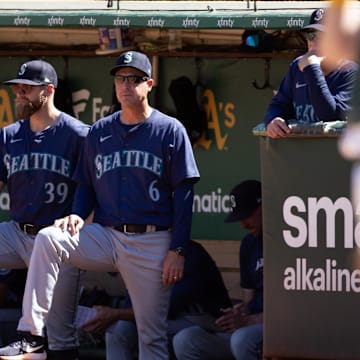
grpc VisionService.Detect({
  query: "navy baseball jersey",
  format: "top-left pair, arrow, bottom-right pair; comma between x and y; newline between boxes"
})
73,109 -> 200,226
263,58 -> 358,125
240,233 -> 263,314
0,113 -> 89,225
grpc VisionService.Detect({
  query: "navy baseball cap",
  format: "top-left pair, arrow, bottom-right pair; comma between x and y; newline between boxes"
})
3,60 -> 58,88
302,8 -> 326,32
225,180 -> 262,223
110,51 -> 152,77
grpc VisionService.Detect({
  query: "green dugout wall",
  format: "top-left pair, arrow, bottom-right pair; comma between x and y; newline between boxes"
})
259,135 -> 360,359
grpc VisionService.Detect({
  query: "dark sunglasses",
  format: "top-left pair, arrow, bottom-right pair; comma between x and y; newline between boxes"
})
304,32 -> 319,41
114,75 -> 149,85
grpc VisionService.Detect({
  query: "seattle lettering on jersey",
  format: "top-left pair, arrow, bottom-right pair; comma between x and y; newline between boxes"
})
4,153 -> 71,178
95,150 -> 163,179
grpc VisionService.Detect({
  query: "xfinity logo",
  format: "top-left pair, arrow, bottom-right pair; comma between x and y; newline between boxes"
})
113,17 -> 130,27
79,16 -> 96,26
182,17 -> 200,29
48,16 -> 65,27
287,18 -> 305,28
13,16 -> 31,26
147,17 -> 165,28
252,18 -> 269,28
283,196 -> 359,249
217,18 -> 235,28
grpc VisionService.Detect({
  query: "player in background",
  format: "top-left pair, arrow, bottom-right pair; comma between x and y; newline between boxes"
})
264,8 -> 358,138
173,180 -> 263,360
1,51 -> 200,360
0,60 -> 89,360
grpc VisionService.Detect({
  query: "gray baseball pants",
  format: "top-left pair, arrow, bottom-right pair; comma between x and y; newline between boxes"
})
19,223 -> 172,360
0,220 -> 81,351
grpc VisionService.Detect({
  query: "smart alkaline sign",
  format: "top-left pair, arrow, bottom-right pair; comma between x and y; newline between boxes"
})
260,137 -> 360,359
282,195 -> 360,293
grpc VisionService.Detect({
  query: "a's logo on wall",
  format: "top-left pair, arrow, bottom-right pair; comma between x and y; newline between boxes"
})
196,88 -> 235,151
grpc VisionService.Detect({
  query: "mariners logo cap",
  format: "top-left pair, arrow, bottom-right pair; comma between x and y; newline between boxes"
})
3,60 -> 58,88
302,8 -> 326,32
225,180 -> 262,223
110,51 -> 152,77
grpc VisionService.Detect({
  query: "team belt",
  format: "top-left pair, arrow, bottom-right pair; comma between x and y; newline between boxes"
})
19,223 -> 48,236
113,224 -> 168,235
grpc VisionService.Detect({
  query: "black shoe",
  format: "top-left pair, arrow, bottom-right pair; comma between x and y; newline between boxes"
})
0,332 -> 46,359
46,348 -> 79,360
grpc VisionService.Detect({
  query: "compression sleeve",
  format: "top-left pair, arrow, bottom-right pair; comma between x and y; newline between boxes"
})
72,184 -> 96,220
170,179 -> 194,251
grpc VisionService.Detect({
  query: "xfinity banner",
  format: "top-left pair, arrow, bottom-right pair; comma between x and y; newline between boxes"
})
260,137 -> 360,359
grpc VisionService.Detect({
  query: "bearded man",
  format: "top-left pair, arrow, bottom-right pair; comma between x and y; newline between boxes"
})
0,60 -> 89,360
